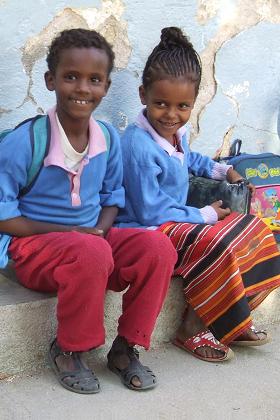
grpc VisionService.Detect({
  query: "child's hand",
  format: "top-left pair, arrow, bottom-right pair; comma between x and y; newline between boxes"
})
73,226 -> 104,237
226,168 -> 244,184
226,167 -> 256,196
210,200 -> 231,220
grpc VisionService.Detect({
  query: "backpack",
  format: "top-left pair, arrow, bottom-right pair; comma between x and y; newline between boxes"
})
220,139 -> 280,242
0,114 -> 111,196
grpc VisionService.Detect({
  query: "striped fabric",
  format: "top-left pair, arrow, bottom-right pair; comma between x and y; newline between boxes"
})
158,212 -> 280,344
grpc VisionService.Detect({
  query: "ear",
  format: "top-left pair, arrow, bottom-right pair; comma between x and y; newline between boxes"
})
139,85 -> 147,105
44,71 -> 55,91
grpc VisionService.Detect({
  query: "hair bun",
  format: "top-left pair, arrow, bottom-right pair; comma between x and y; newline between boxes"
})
160,27 -> 192,49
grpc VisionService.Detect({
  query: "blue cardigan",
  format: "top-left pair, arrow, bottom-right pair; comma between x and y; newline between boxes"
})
116,123 -> 215,228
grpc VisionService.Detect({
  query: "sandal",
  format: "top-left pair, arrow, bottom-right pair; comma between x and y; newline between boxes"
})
48,339 -> 100,394
232,326 -> 271,347
107,346 -> 157,391
173,330 -> 234,362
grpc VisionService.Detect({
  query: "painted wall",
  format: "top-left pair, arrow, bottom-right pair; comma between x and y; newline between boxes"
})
1,0 -> 280,157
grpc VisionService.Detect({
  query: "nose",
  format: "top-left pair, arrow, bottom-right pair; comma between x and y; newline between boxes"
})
166,107 -> 177,120
76,79 -> 91,94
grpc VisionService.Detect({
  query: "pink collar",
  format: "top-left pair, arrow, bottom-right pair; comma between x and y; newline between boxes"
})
44,107 -> 107,172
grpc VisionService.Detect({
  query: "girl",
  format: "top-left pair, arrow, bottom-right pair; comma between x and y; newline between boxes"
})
117,27 -> 280,362
0,29 -> 177,392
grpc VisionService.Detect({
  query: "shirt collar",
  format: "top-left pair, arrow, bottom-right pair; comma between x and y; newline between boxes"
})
135,109 -> 186,163
44,106 -> 107,170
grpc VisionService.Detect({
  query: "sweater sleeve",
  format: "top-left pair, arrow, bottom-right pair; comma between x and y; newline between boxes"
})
187,149 -> 215,177
0,123 -> 32,221
99,123 -> 125,208
187,148 -> 232,181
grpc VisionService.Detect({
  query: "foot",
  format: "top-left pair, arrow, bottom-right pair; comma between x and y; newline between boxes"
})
232,326 -> 270,346
48,339 -> 100,394
107,336 -> 157,390
174,330 -> 233,362
176,305 -> 228,360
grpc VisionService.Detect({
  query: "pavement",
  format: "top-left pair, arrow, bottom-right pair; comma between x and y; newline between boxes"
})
1,324 -> 280,420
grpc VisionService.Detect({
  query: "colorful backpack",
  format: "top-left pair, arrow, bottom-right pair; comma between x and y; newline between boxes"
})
223,140 -> 280,242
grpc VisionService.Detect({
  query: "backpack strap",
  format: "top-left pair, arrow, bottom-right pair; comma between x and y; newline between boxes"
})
0,129 -> 14,142
228,138 -> 242,158
215,138 -> 242,163
0,117 -> 37,143
97,120 -> 111,159
20,115 -> 50,196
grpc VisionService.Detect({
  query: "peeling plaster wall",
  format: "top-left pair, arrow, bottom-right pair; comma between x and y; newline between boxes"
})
1,0 -> 280,156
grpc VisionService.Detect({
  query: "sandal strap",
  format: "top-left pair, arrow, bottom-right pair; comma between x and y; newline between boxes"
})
184,330 -> 228,353
107,345 -> 157,389
50,340 -> 90,371
251,326 -> 267,334
49,339 -> 100,392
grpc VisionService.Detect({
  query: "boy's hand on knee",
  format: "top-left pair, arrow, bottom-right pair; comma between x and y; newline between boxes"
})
211,200 -> 231,220
73,226 -> 104,237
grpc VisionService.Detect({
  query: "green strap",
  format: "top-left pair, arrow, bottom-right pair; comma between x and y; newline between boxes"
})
25,117 -> 110,193
97,120 -> 111,159
0,129 -> 13,141
26,116 -> 49,188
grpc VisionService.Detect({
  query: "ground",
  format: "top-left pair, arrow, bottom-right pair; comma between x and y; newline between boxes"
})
1,324 -> 280,420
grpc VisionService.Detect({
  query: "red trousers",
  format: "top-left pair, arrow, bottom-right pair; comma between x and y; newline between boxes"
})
9,228 -> 177,351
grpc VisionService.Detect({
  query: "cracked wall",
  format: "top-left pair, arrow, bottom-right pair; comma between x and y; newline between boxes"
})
1,0 -> 280,155
0,0 -> 131,130
192,0 -> 280,155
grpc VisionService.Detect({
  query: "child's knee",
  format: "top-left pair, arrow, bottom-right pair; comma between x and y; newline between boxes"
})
137,230 -> 177,265
65,231 -> 114,269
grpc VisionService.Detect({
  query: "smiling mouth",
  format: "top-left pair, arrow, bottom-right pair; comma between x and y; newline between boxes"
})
71,99 -> 91,105
159,121 -> 179,128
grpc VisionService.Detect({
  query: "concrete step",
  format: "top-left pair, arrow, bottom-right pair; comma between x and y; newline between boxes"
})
1,247 -> 280,377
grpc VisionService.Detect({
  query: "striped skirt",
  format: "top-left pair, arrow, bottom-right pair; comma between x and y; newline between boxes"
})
158,212 -> 280,344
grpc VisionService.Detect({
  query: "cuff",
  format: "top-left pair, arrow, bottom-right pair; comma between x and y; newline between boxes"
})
211,163 -> 233,180
100,188 -> 125,208
0,200 -> 21,220
199,205 -> 218,224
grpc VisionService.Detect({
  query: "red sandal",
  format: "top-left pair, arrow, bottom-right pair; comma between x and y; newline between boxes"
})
173,330 -> 234,362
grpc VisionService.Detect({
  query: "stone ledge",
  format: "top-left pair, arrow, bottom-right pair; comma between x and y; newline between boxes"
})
1,257 -> 280,375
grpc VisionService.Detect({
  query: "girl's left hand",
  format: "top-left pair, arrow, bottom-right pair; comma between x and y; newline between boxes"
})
226,168 -> 256,196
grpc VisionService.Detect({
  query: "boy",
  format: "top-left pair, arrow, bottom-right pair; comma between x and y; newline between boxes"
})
0,29 -> 177,393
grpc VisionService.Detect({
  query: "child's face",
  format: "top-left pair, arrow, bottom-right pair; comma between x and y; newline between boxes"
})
139,77 -> 196,142
45,47 -> 111,125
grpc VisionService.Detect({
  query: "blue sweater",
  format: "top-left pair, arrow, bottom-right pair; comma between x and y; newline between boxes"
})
0,117 -> 124,267
116,124 -> 215,228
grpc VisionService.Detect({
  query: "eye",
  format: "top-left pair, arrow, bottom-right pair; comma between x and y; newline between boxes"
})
91,76 -> 101,83
155,102 -> 166,108
65,74 -> 77,81
179,103 -> 191,109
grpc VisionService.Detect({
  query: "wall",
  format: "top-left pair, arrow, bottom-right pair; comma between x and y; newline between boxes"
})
1,0 -> 280,156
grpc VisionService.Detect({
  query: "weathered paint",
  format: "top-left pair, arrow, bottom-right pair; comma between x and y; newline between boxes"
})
1,0 -> 280,155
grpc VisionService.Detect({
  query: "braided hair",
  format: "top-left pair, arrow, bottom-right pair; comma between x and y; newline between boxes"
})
142,27 -> 201,95
46,28 -> 115,76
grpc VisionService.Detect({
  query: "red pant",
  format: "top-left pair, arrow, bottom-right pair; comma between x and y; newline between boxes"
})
9,228 -> 177,351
